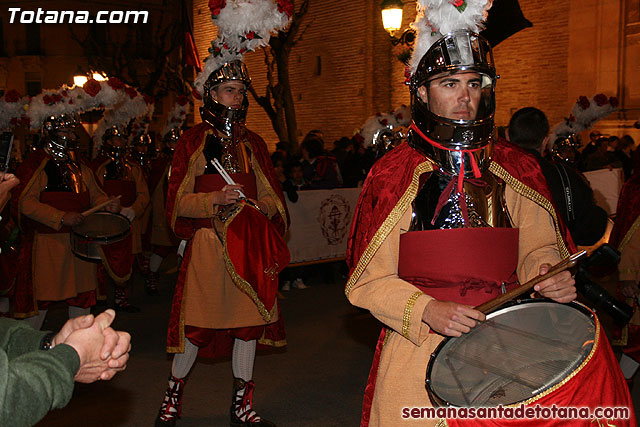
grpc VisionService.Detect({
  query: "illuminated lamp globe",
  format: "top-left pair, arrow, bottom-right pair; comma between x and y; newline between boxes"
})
381,0 -> 404,36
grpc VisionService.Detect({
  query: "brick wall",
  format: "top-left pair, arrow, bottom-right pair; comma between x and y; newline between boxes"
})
193,0 -> 626,151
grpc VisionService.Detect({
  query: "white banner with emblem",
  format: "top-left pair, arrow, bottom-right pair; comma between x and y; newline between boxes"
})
285,188 -> 362,264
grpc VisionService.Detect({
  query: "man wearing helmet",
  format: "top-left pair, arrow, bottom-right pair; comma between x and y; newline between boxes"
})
143,128 -> 181,296
12,114 -> 121,329
90,126 -> 150,312
156,60 -> 288,427
345,30 -> 632,426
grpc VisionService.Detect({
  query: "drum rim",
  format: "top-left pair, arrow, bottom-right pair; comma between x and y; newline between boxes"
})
425,298 -> 596,408
70,211 -> 131,242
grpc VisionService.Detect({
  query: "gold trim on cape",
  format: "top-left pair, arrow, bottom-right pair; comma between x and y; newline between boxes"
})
221,203 -> 278,323
618,215 -> 640,253
488,162 -> 571,259
97,246 -> 132,283
345,160 -> 435,297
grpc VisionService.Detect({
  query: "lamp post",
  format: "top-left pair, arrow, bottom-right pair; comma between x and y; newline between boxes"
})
380,0 -> 415,48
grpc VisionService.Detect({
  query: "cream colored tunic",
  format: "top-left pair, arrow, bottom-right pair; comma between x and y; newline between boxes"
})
347,186 -> 562,427
20,164 -> 109,302
177,150 -> 279,329
94,162 -> 150,254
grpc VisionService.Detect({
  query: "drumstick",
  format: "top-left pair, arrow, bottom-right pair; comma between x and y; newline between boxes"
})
81,195 -> 121,217
211,158 -> 247,199
475,250 -> 587,314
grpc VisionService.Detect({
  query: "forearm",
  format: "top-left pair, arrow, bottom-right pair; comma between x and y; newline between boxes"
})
347,209 -> 433,345
0,345 -> 79,426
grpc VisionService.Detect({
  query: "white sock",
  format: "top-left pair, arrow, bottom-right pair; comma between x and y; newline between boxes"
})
171,338 -> 199,378
149,254 -> 163,273
24,310 -> 47,330
620,353 -> 640,379
68,306 -> 90,319
232,339 -> 256,382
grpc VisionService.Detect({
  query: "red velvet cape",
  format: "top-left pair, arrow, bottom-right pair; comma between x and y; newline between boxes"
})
164,122 -> 289,355
345,139 -> 579,427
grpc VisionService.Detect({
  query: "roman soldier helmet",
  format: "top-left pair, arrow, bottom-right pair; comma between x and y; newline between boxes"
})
129,133 -> 153,166
409,30 -> 497,178
200,60 -> 252,137
162,127 -> 181,155
100,125 -> 128,161
42,113 -> 80,162
551,133 -> 581,164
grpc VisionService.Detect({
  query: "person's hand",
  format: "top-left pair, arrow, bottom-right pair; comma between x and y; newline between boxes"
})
120,206 -> 135,221
0,173 -> 19,212
621,280 -> 640,299
213,184 -> 243,206
534,263 -> 577,303
62,309 -> 130,383
105,197 -> 121,213
422,300 -> 485,337
98,329 -> 131,380
52,313 -> 96,347
62,212 -> 84,227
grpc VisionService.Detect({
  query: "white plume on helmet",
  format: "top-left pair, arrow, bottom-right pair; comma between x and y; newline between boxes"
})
193,0 -> 293,96
409,0 -> 493,73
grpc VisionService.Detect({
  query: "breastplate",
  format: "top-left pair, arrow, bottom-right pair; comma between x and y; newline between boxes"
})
104,159 -> 135,181
409,170 -> 511,230
43,159 -> 87,193
202,132 -> 250,175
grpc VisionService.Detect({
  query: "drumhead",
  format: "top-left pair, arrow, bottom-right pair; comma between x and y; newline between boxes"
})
71,212 -> 131,242
426,300 -> 595,407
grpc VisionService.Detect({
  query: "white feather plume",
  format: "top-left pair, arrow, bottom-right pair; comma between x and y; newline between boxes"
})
194,0 -> 293,95
161,99 -> 191,138
409,0 -> 493,73
549,94 -> 618,147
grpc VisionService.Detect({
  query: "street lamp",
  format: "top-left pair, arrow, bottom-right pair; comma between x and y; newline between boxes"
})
381,0 -> 403,36
73,70 -> 107,87
380,0 -> 415,48
73,74 -> 88,87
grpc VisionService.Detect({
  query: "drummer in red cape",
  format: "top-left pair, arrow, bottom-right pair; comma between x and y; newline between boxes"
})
12,114 -> 120,329
90,126 -> 150,312
344,27 -> 635,427
155,59 -> 289,427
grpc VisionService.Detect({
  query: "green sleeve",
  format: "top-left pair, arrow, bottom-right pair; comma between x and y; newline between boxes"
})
0,318 -> 80,427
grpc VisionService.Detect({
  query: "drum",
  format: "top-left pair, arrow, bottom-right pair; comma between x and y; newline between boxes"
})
70,212 -> 131,262
426,299 -> 595,407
